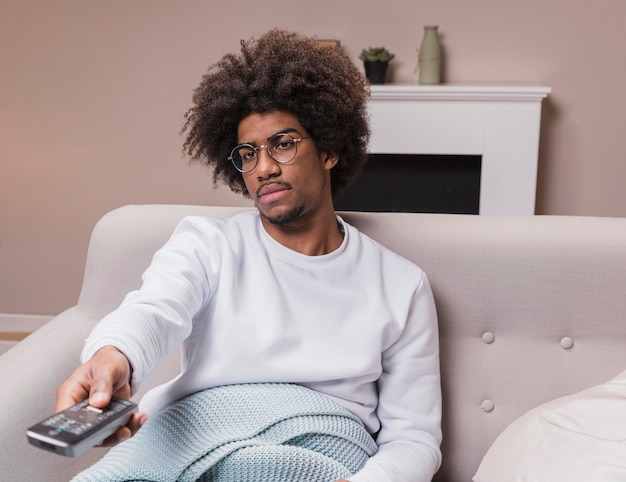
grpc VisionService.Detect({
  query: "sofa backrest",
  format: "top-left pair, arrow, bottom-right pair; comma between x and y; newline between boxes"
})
76,205 -> 626,481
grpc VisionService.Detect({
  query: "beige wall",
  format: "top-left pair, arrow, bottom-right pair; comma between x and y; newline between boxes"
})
2,0 -> 625,316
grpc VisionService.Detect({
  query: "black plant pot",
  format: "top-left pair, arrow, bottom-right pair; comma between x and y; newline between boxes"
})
363,61 -> 389,84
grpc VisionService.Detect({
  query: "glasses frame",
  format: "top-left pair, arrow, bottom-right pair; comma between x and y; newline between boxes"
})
228,132 -> 311,173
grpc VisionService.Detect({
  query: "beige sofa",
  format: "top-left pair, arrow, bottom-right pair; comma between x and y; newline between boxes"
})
1,204 -> 625,481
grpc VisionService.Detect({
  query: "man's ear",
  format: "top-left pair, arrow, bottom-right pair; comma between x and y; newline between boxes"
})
323,150 -> 339,170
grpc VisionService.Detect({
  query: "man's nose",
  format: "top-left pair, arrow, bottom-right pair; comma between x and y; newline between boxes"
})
254,148 -> 280,177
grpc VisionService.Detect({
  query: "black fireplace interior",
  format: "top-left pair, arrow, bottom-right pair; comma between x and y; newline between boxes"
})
334,154 -> 481,215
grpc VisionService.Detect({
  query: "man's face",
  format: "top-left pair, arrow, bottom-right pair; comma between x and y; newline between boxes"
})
238,110 -> 338,226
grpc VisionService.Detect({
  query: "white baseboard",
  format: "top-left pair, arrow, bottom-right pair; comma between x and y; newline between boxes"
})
0,313 -> 55,333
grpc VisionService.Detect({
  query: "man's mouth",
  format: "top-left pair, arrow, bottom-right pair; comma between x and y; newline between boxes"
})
257,182 -> 292,203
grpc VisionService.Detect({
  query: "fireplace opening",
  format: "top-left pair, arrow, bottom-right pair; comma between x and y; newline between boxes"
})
334,154 -> 481,215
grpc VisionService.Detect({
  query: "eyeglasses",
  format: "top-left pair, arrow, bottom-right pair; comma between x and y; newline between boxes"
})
229,132 -> 311,173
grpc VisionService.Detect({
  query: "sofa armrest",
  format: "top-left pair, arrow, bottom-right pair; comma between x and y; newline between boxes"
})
0,309 -> 107,480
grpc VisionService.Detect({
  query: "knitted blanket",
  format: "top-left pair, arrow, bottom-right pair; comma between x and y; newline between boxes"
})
71,383 -> 377,482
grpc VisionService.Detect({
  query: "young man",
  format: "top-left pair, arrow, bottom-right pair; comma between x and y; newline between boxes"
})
57,29 -> 442,481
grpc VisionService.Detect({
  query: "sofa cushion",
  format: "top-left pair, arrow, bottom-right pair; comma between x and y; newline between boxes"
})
473,368 -> 626,481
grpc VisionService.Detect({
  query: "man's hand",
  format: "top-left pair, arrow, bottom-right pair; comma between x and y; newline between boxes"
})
56,345 -> 147,445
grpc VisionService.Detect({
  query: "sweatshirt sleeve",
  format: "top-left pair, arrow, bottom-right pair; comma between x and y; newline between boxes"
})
81,217 -> 218,393
350,272 -> 443,482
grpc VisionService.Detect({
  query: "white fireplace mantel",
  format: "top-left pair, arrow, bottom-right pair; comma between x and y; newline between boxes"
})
367,84 -> 551,215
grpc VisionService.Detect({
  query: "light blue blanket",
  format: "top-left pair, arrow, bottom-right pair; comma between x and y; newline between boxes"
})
72,383 -> 377,482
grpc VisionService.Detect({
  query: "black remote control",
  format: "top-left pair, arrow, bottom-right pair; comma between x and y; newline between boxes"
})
26,397 -> 138,457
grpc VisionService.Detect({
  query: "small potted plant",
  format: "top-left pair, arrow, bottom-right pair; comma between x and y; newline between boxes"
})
359,47 -> 395,84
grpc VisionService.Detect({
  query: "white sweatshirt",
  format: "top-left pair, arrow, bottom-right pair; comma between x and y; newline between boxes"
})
82,210 -> 442,481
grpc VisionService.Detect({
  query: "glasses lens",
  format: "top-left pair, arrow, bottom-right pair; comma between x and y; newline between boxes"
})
231,145 -> 257,172
268,134 -> 298,163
